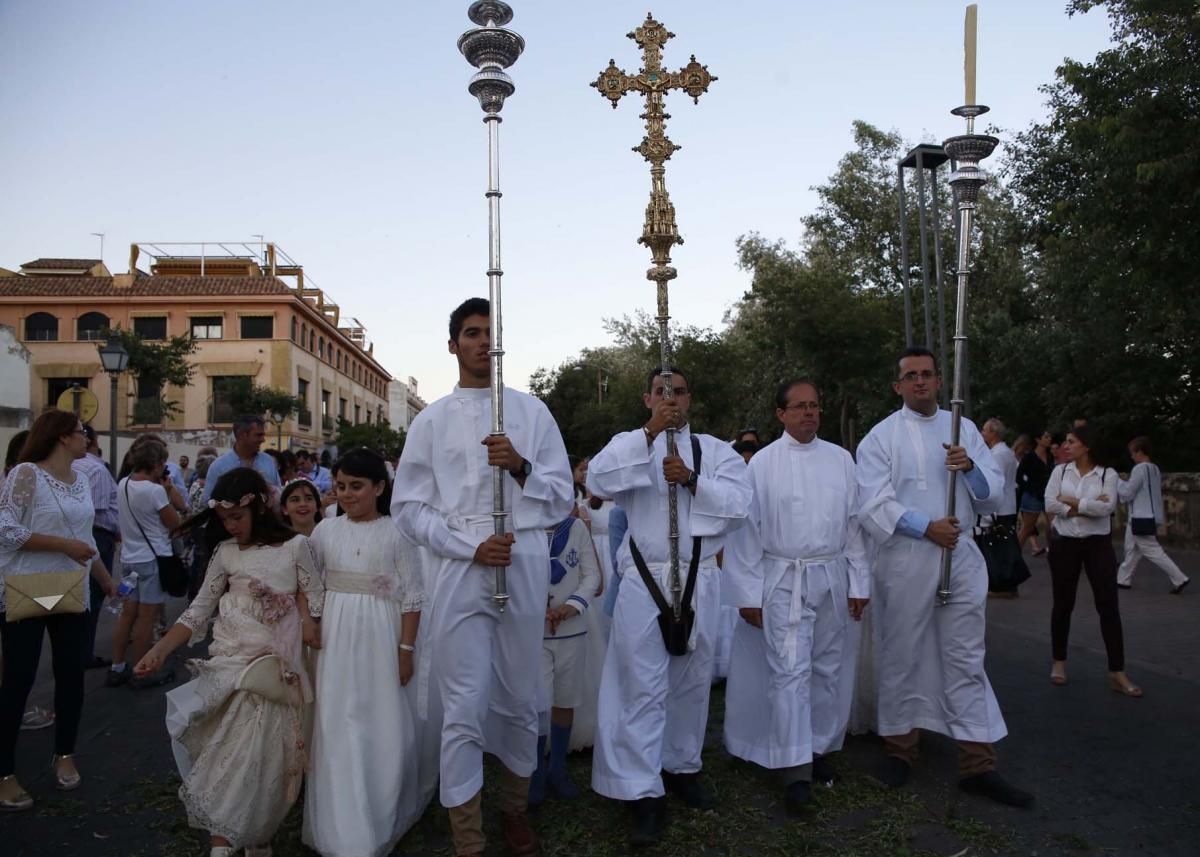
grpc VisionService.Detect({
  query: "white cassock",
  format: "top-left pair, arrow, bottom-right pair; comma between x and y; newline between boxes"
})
722,435 -> 870,770
855,406 -> 1007,744
569,500 -> 615,751
586,425 -> 751,801
391,384 -> 574,808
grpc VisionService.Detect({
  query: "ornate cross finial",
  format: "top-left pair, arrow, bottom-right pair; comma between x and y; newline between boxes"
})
591,13 -> 716,274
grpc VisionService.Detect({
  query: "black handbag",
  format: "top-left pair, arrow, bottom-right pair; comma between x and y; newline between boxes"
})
628,434 -> 703,657
975,514 -> 1030,592
1130,465 -> 1159,536
125,480 -> 189,598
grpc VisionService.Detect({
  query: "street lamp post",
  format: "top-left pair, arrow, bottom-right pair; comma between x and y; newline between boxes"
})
572,362 -> 613,404
272,410 -> 285,450
97,333 -> 129,474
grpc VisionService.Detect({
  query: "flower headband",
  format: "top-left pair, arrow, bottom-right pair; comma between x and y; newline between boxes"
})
281,477 -> 318,496
207,492 -> 267,510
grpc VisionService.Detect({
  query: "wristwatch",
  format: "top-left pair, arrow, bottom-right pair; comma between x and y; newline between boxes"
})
685,469 -> 699,490
510,458 -> 532,480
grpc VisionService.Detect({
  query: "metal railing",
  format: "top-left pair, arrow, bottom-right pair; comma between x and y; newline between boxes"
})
298,408 -> 313,428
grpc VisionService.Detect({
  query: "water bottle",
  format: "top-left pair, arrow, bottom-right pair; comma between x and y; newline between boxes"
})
106,571 -> 138,614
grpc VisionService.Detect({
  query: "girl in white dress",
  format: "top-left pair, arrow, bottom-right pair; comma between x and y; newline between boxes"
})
302,449 -> 428,857
136,468 -> 323,857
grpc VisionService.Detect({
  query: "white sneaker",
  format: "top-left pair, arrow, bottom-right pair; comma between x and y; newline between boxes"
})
20,707 -> 54,731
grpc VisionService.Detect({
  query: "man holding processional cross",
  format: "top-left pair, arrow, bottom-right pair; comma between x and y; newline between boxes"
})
584,14 -> 751,848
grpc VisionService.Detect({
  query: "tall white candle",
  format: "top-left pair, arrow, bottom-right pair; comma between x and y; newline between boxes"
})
965,4 -> 978,105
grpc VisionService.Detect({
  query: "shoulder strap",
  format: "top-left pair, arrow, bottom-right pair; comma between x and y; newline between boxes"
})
124,479 -> 164,559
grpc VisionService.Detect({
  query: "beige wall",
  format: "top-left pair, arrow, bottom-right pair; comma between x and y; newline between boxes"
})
0,294 -> 390,452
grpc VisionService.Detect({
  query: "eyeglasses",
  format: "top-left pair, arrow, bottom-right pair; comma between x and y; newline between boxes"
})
898,370 -> 938,383
781,402 -> 820,413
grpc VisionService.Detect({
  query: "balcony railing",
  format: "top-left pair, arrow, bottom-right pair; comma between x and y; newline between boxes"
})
298,408 -> 313,428
322,415 -> 334,433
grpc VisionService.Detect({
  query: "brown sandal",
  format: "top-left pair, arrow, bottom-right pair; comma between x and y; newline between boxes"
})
1109,675 -> 1143,697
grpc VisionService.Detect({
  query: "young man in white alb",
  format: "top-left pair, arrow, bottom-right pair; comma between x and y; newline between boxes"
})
586,367 -> 751,847
391,298 -> 574,857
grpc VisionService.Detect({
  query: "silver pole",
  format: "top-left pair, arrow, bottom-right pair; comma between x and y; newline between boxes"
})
898,166 -> 913,347
460,1 -> 524,613
937,106 -> 997,606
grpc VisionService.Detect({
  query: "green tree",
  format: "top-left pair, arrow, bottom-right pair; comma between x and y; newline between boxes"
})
334,419 -> 407,461
105,328 -> 198,425
1006,0 -> 1200,466
225,378 -> 304,424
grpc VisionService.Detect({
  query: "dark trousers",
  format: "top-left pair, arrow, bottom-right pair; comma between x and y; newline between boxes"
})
0,611 -> 88,775
1048,533 -> 1125,670
85,527 -> 118,661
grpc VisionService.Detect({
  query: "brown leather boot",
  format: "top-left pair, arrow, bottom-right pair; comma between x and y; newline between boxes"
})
500,766 -> 539,855
500,809 -> 540,856
447,790 -> 485,857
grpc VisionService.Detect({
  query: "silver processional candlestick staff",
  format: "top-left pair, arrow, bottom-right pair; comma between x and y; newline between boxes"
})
937,106 -> 997,607
459,1 -> 525,612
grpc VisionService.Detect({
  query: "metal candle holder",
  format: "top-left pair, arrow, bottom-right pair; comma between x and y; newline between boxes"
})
937,104 -> 998,607
459,1 -> 525,612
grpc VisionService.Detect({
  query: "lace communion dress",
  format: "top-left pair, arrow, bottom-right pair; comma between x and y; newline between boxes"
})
164,535 -> 323,849
302,515 -> 431,857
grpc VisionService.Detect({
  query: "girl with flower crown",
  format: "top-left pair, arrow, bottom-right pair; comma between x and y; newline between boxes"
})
135,467 -> 323,857
302,448 -> 430,857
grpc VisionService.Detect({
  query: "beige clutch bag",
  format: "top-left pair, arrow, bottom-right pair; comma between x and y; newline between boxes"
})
5,571 -> 87,623
235,655 -> 303,707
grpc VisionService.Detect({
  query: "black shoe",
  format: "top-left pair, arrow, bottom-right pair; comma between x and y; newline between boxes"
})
662,770 -> 715,810
959,771 -> 1034,808
878,756 -> 910,788
783,780 -> 811,815
104,669 -> 130,688
1117,583 -> 1132,590
812,755 -> 840,787
1171,578 -> 1191,595
628,797 -> 666,848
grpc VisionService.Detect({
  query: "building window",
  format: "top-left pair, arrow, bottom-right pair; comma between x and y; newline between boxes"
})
354,404 -> 361,424
133,316 -> 167,340
301,323 -> 308,349
76,311 -> 109,341
47,378 -> 90,409
25,312 -> 58,341
132,377 -> 164,424
339,397 -> 347,420
309,330 -> 315,351
291,318 -> 298,342
191,316 -> 223,339
209,376 -> 244,423
297,378 -> 311,427
240,316 -> 273,339
318,337 -> 325,360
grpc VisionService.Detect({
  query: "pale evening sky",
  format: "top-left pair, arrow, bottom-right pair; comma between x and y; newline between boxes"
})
0,1 -> 1114,399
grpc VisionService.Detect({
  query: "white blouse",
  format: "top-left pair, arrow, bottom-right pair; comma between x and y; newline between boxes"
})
0,462 -> 97,613
1045,462 -> 1119,538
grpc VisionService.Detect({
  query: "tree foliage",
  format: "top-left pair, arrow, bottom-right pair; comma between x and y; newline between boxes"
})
534,1 -> 1200,468
1006,0 -> 1200,465
225,378 -> 304,424
334,419 -> 406,461
106,328 -> 198,425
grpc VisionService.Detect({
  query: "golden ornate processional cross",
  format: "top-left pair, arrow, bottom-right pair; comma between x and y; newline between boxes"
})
591,13 -> 716,291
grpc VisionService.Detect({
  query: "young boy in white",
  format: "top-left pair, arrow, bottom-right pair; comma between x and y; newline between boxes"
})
530,514 -> 601,804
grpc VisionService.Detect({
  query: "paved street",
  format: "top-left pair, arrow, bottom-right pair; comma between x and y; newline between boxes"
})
2,540 -> 1197,856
